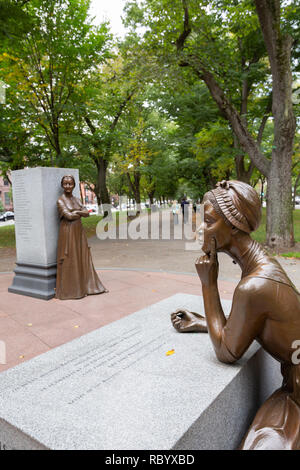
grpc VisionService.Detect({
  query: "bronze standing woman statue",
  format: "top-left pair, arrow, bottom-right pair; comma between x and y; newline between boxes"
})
171,180 -> 300,450
56,175 -> 108,300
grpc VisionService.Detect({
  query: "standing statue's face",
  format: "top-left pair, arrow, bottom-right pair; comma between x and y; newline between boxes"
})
62,177 -> 75,195
201,196 -> 233,254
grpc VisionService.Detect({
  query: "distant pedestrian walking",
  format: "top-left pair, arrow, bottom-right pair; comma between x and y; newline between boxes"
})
181,197 -> 189,224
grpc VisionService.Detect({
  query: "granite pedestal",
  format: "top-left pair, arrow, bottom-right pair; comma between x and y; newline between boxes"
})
8,168 -> 80,300
0,294 -> 282,450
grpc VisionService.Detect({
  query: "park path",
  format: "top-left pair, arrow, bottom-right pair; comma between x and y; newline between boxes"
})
89,207 -> 300,286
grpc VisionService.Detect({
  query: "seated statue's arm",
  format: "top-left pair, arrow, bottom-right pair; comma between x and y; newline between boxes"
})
196,239 -> 264,364
203,282 -> 265,363
57,199 -> 80,221
219,281 -> 266,361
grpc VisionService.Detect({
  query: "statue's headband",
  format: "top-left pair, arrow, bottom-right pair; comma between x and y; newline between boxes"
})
207,180 -> 252,233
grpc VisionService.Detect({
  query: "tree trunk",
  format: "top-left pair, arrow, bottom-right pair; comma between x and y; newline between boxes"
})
255,0 -> 296,248
127,172 -> 141,215
266,161 -> 294,248
95,193 -> 101,214
135,189 -> 141,215
234,154 -> 253,183
201,59 -> 294,247
97,156 -> 111,218
148,190 -> 155,205
234,138 -> 255,183
52,118 -> 64,166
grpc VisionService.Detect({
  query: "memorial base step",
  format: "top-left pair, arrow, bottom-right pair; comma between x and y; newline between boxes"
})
8,263 -> 57,300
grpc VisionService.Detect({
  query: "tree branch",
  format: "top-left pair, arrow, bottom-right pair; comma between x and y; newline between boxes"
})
126,171 -> 136,195
110,91 -> 135,131
192,62 -> 270,176
85,116 -> 96,134
254,0 -> 280,72
257,93 -> 272,144
176,0 -> 192,51
254,0 -> 294,102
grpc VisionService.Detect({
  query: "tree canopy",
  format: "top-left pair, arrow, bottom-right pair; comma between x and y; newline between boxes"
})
0,0 -> 299,248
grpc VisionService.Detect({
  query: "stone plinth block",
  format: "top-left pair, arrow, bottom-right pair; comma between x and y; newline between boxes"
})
0,294 -> 282,450
8,167 -> 80,300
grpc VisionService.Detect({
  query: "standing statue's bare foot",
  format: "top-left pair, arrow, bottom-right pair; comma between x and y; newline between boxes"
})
171,309 -> 208,333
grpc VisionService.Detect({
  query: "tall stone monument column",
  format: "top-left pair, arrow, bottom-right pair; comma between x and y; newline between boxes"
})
8,167 -> 80,300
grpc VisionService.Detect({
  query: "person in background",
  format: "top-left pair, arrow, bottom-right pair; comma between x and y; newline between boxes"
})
172,200 -> 180,225
181,196 -> 189,224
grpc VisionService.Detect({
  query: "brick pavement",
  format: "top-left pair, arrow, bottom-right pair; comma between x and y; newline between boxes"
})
0,269 -> 237,373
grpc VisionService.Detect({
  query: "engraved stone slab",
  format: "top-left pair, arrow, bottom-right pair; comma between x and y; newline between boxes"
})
8,167 -> 80,299
0,294 -> 281,450
11,167 -> 80,266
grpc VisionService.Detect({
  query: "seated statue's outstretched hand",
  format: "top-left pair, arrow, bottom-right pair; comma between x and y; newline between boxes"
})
171,309 -> 208,333
195,238 -> 219,286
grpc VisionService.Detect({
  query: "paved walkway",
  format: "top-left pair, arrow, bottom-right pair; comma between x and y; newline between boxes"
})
0,269 -> 236,373
1,209 -> 299,282
0,208 -> 299,373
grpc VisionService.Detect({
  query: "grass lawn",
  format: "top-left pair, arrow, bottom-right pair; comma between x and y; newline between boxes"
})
81,214 -> 104,238
0,225 -> 15,248
81,212 -> 128,237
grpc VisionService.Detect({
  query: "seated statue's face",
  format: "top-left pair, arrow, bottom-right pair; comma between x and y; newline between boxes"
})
201,196 -> 232,254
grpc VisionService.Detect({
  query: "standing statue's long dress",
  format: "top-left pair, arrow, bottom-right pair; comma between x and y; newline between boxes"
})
56,194 -> 106,300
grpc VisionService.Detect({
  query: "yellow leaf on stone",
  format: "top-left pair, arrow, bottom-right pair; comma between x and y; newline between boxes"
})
74,325 -> 79,329
19,355 -> 24,359
27,323 -> 32,327
166,349 -> 175,356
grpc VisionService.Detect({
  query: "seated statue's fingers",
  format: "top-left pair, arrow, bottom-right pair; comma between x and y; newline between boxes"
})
174,308 -> 186,314
172,309 -> 182,314
176,309 -> 191,318
173,321 -> 183,330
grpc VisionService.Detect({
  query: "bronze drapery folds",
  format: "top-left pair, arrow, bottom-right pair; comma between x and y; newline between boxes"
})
171,180 -> 300,450
56,175 -> 108,300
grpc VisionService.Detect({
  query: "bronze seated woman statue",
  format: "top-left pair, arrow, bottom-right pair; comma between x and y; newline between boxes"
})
171,180 -> 300,450
56,175 -> 108,300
